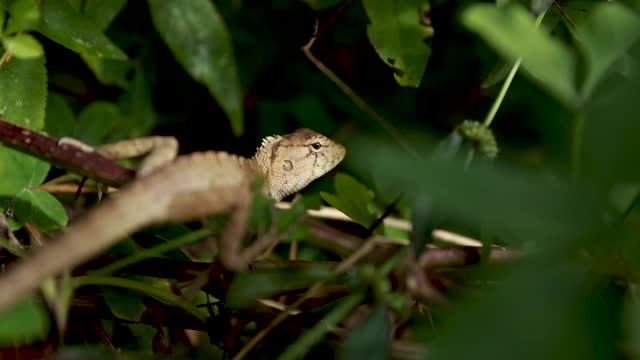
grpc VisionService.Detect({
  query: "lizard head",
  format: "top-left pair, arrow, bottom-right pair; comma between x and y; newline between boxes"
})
253,128 -> 346,201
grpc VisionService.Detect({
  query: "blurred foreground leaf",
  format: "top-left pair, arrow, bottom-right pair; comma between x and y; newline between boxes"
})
462,3 -> 578,108
427,262 -> 621,360
349,139 -> 602,248
580,45 -> 640,183
576,2 -> 640,99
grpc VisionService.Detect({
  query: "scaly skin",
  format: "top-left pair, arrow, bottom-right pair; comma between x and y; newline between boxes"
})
0,129 -> 345,311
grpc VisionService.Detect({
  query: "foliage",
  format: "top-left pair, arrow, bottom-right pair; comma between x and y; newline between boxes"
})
0,0 -> 639,359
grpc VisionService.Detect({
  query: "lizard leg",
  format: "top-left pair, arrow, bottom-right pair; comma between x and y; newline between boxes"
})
96,137 -> 179,176
218,199 -> 253,272
237,205 -> 283,264
58,136 -> 179,176
165,187 -> 256,271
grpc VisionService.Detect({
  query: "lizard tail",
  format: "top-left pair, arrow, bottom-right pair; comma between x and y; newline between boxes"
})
0,186 -> 162,311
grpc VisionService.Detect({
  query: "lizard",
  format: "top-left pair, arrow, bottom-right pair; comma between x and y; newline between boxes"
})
0,128 -> 346,311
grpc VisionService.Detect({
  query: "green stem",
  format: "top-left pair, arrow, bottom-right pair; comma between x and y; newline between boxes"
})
483,11 -> 547,128
92,228 -> 212,276
278,292 -> 366,360
483,58 -> 522,128
72,275 -> 206,322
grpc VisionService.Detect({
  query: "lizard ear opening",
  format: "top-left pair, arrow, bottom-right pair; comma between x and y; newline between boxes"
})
282,160 -> 293,171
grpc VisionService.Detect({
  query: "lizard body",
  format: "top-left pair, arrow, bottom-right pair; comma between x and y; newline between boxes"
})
0,129 -> 345,311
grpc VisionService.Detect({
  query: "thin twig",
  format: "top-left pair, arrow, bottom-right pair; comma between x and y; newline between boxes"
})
553,0 -> 577,31
38,183 -> 118,194
313,0 -> 353,40
301,21 -> 421,160
275,202 -> 483,247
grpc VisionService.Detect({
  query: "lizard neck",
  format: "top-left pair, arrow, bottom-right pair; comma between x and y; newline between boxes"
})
249,134 -> 281,200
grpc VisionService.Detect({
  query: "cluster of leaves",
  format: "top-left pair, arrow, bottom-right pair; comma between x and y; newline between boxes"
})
0,0 -> 640,358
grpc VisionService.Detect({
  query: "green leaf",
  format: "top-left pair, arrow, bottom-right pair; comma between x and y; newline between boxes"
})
13,189 -> 68,232
77,0 -> 131,88
462,3 -> 578,108
1,33 -> 43,59
147,0 -> 244,135
321,173 -> 378,228
430,130 -> 463,161
66,0 -> 82,12
75,101 -> 122,144
552,1 -> 601,34
427,263 -> 620,360
117,69 -> 156,137
0,148 -> 49,196
482,59 -> 513,88
36,0 -> 127,60
102,287 -> 146,322
580,51 -> 640,183
274,196 -> 309,241
82,0 -> 127,30
44,92 -> 75,138
0,10 -> 5,37
339,303 -> 391,360
531,0 -> 553,15
4,0 -> 39,34
624,290 -> 640,353
348,139 -> 601,248
576,2 -> 640,99
0,56 -> 46,129
226,265 -> 335,309
363,0 -> 432,87
81,54 -> 131,88
0,298 -> 49,346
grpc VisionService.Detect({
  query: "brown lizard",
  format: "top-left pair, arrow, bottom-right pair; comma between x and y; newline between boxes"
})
0,128 -> 345,311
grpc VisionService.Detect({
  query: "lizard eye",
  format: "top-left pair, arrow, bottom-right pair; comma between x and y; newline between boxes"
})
310,142 -> 322,151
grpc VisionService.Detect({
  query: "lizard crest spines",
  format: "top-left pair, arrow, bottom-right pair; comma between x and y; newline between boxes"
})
259,135 -> 282,149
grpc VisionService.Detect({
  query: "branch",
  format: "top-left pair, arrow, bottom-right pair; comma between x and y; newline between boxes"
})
0,119 -> 135,186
